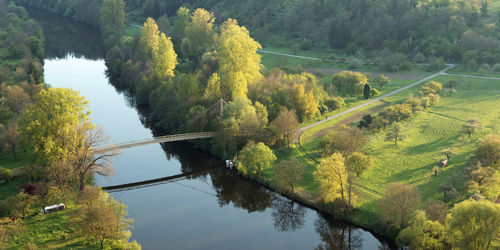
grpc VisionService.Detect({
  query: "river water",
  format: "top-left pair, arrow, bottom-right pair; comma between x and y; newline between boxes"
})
32,9 -> 391,250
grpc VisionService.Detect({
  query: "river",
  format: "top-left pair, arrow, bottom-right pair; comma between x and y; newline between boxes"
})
31,9 -> 392,250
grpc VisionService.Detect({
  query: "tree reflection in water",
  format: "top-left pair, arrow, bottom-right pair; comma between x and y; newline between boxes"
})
271,198 -> 306,232
210,170 -> 273,212
314,216 -> 363,250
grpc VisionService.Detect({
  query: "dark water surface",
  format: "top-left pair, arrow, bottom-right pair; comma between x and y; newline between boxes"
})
33,8 -> 392,249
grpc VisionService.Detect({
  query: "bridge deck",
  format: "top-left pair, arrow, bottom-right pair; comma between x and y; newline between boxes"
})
94,132 -> 216,153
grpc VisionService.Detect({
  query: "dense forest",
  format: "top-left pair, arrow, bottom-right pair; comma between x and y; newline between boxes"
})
15,0 -> 500,69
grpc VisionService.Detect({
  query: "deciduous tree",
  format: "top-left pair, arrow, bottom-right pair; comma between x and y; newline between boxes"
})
153,33 -> 178,80
448,199 -> 500,250
475,134 -> 500,169
378,183 -> 421,228
273,158 -> 303,192
271,107 -> 299,148
346,152 -> 373,177
100,0 -> 125,48
217,18 -> 262,99
18,88 -> 92,165
314,153 -> 349,208
385,123 -> 405,146
397,210 -> 447,249
462,118 -> 481,139
372,74 -> 390,89
238,142 -> 276,177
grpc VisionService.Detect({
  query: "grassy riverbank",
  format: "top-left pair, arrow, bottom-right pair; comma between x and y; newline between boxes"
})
262,73 -> 500,238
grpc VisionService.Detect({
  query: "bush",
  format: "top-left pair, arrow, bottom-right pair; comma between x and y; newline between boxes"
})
370,87 -> 379,96
325,96 -> 345,111
480,63 -> 491,73
0,167 -> 13,181
348,57 -> 362,69
492,63 -> 500,73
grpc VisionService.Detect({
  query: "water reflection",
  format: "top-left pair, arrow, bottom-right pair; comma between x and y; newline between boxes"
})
27,7 -> 104,60
36,8 -> 394,249
272,198 -> 307,232
315,217 -> 363,250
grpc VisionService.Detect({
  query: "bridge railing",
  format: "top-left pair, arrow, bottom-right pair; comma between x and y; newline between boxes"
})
94,132 -> 216,153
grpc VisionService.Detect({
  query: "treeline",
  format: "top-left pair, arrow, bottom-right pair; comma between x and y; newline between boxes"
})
13,0 -> 101,27
102,2 -> 345,156
0,0 -> 45,162
126,0 -> 500,67
15,0 -> 500,72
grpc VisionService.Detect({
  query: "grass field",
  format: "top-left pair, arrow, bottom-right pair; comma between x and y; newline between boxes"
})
269,73 -> 500,229
2,205 -> 94,249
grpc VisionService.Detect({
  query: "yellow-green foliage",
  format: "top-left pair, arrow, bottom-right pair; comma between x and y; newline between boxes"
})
398,210 -> 447,249
238,142 -> 276,177
217,18 -> 262,99
314,153 -> 348,204
448,199 -> 500,250
153,33 -> 178,79
18,88 -> 92,165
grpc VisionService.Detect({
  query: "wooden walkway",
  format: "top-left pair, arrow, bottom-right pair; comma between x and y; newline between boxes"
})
94,132 -> 216,153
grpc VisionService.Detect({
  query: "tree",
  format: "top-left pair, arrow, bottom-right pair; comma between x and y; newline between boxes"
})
397,210 -> 447,249
314,153 -> 349,208
378,183 -> 421,228
441,148 -> 456,161
475,134 -> 500,169
271,107 -> 299,148
468,161 -> 498,197
424,199 -> 448,225
203,73 -> 221,100
181,8 -> 216,62
139,17 -> 160,59
462,118 -> 481,139
445,78 -> 458,96
385,123 -> 405,146
404,96 -> 424,114
100,0 -> 125,48
291,83 -> 319,120
1,121 -> 19,160
438,181 -> 457,202
363,84 -> 370,99
320,125 -> 368,156
238,142 -> 276,177
0,83 -> 30,114
221,97 -> 268,150
419,81 -> 442,96
153,33 -> 178,80
66,126 -> 118,191
330,71 -> 368,95
217,18 -> 262,99
18,88 -> 92,166
73,186 -> 136,249
448,199 -> 500,250
372,74 -> 390,89
273,158 -> 303,192
345,152 -> 373,177
172,7 -> 191,48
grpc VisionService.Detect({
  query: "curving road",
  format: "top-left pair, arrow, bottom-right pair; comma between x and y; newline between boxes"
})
294,63 -> 457,142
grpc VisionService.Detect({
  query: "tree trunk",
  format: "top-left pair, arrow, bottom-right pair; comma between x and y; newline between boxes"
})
100,239 -> 104,249
79,174 -> 85,191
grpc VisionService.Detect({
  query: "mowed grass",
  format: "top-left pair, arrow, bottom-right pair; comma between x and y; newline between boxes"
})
270,74 -> 500,228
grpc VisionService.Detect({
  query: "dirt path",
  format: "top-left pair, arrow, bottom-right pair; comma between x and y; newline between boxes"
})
311,104 -> 388,138
294,64 -> 456,143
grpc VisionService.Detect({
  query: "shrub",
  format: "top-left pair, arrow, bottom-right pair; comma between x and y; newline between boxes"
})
325,96 -> 345,111
480,63 -> 491,73
492,63 -> 500,73
0,167 -> 13,182
370,87 -> 379,96
348,57 -> 362,69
